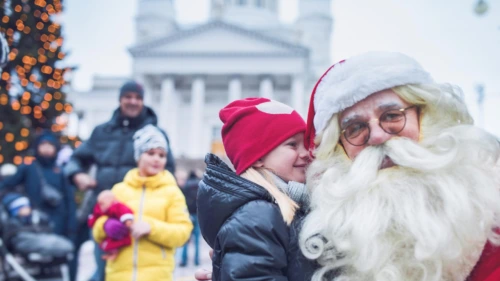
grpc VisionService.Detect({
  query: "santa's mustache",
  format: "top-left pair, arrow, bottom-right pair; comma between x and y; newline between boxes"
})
336,137 -> 458,198
350,126 -> 499,175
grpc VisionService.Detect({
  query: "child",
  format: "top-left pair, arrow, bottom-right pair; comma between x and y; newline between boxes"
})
91,125 -> 192,281
1,192 -> 74,258
197,98 -> 316,281
88,190 -> 134,260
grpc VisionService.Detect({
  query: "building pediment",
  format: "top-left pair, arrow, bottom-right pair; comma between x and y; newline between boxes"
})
129,21 -> 308,57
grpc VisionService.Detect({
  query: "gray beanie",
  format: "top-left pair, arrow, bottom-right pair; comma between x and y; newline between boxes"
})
133,125 -> 168,161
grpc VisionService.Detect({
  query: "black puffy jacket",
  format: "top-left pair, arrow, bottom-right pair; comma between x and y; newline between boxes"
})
64,106 -> 175,193
198,154 -> 316,281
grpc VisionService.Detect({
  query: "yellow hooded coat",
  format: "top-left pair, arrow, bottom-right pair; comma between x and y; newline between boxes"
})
92,168 -> 193,281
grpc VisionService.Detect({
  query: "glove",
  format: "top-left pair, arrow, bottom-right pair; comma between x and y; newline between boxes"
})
103,218 -> 129,240
131,221 -> 151,239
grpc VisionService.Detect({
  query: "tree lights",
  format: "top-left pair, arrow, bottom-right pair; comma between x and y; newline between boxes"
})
0,0 -> 74,164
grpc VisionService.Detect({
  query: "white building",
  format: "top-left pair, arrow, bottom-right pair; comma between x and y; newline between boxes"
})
69,0 -> 333,159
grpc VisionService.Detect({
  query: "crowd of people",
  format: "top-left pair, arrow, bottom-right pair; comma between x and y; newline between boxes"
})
0,80 -> 199,281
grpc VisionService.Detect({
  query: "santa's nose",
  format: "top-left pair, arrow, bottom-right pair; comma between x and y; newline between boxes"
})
367,123 -> 392,146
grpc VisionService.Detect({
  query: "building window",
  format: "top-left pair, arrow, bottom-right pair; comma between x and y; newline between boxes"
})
255,0 -> 264,8
237,0 -> 247,6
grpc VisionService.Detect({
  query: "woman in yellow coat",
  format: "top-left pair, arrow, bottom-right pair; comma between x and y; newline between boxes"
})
92,125 -> 193,281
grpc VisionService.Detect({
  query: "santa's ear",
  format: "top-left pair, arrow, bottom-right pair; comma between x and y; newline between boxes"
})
252,159 -> 265,168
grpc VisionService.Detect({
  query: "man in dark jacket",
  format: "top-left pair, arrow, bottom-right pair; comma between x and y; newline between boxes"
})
64,81 -> 175,281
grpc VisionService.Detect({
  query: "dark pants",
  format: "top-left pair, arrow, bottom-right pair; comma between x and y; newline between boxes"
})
181,215 -> 200,266
90,230 -> 106,281
69,222 -> 90,281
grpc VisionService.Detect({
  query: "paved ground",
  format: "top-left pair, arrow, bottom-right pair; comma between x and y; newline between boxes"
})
77,239 -> 212,281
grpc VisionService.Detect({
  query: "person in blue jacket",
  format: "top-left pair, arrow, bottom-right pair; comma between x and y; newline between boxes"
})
0,131 -> 77,245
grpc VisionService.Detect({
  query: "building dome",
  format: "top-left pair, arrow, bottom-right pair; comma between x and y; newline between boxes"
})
136,0 -> 177,42
210,0 -> 281,29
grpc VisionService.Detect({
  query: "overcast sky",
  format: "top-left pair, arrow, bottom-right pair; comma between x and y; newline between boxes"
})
62,0 -> 500,135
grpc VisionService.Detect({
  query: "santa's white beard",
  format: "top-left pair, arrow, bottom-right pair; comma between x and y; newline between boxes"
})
300,125 -> 500,281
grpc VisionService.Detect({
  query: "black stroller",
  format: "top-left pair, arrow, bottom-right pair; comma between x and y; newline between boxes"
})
0,196 -> 73,281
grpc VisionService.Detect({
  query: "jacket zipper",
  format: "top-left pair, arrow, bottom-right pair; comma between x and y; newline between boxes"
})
161,246 -> 166,259
132,185 -> 146,281
114,123 -> 129,189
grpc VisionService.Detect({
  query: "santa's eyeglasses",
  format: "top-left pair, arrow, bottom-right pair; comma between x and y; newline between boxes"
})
340,105 -> 418,146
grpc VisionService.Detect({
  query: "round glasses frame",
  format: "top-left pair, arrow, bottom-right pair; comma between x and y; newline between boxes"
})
340,105 -> 418,146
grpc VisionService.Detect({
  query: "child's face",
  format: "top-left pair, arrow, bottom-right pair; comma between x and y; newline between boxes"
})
37,141 -> 56,158
254,132 -> 309,183
137,148 -> 167,177
18,206 -> 31,217
99,199 -> 113,213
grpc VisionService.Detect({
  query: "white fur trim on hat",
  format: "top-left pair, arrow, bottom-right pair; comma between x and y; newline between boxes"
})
120,213 -> 134,223
313,51 -> 434,134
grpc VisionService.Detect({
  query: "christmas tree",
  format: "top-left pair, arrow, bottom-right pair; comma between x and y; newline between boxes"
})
0,0 -> 74,166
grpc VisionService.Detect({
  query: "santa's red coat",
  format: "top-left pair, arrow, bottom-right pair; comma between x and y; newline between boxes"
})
469,240 -> 500,281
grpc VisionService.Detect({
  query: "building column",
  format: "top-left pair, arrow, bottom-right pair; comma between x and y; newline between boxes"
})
137,75 -> 154,107
228,76 -> 242,103
291,75 -> 305,117
160,77 -> 178,151
190,77 -> 205,158
259,77 -> 274,99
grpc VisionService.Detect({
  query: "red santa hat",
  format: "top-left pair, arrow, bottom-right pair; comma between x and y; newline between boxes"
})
305,51 -> 434,151
220,98 -> 306,175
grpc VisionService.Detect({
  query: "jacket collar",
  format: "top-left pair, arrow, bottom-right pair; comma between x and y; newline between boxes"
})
123,168 -> 176,189
204,153 -> 273,202
198,154 -> 275,244
110,106 -> 158,129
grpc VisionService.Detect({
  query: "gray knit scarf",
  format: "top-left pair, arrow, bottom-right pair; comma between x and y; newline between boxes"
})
268,173 -> 309,209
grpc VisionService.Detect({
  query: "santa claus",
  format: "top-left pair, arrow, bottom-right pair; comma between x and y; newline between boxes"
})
299,52 -> 500,281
